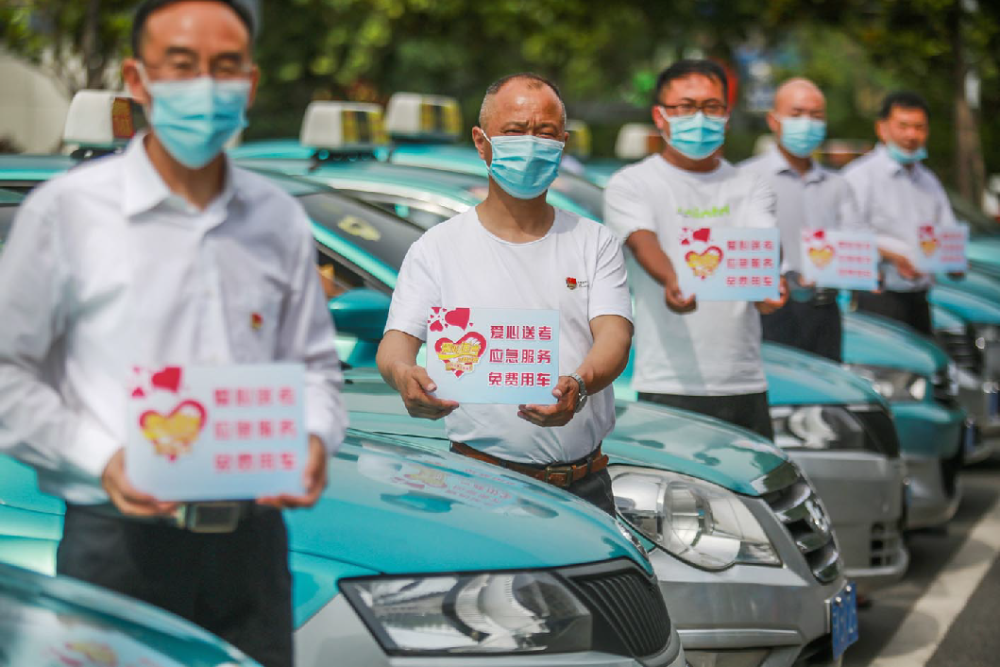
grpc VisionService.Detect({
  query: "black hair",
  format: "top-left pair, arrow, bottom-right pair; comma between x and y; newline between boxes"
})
652,59 -> 728,106
879,91 -> 930,120
131,0 -> 255,57
479,72 -> 566,128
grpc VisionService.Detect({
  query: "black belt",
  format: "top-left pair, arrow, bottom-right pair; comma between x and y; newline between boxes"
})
74,501 -> 262,534
812,288 -> 839,306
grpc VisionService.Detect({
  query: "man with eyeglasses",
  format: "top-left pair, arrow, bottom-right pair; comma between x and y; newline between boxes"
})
739,78 -> 866,362
604,59 -> 786,439
0,2 -> 346,665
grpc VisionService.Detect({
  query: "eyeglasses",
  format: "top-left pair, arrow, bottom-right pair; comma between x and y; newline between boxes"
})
141,55 -> 252,81
659,101 -> 728,118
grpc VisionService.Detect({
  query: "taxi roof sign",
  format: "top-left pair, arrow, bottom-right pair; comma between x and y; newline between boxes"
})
63,90 -> 139,148
614,123 -> 664,160
300,101 -> 388,152
566,119 -> 591,160
384,92 -> 462,142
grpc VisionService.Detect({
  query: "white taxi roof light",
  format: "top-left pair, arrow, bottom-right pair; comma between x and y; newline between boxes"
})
299,102 -> 388,152
384,92 -> 462,142
566,119 -> 592,159
615,123 -> 663,160
63,90 -> 137,148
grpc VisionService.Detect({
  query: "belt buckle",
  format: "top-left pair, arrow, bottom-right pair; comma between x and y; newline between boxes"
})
543,464 -> 575,488
178,502 -> 242,533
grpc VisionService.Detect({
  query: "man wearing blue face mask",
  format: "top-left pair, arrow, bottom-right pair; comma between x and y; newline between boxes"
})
0,2 -> 347,665
605,59 -> 787,439
378,73 -> 634,514
842,91 -> 962,336
740,78 -> 867,361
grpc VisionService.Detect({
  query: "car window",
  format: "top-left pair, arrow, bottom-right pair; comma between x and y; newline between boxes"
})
338,190 -> 456,230
947,189 -> 999,236
296,192 -> 422,271
0,205 -> 18,252
549,174 -> 605,220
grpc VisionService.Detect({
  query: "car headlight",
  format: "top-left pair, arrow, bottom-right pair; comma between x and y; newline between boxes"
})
844,364 -> 929,402
974,324 -> 1000,351
611,466 -> 781,570
341,572 -> 592,654
770,405 -> 866,450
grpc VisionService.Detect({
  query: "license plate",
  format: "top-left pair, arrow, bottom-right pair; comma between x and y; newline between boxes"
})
989,390 -> 999,419
965,424 -> 978,456
831,582 -> 859,659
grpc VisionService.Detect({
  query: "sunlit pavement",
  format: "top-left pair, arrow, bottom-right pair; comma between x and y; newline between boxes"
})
845,457 -> 1000,666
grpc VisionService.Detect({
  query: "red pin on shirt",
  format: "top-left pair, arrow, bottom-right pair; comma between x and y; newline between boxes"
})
251,312 -> 263,331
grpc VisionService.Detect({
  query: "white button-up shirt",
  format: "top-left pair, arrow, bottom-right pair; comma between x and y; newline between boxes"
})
740,145 -> 866,274
842,144 -> 958,292
0,135 -> 347,504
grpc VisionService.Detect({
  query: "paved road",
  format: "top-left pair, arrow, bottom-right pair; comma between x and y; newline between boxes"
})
845,458 -> 1000,666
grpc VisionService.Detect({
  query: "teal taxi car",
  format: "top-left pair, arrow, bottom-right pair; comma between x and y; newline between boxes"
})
0,562 -> 262,667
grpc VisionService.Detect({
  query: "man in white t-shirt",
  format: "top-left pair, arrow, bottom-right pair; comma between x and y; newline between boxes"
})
842,91 -> 962,336
740,78 -> 866,362
376,73 -> 634,515
604,59 -> 786,439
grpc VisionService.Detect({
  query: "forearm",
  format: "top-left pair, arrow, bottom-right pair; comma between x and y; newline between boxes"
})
575,316 -> 633,395
376,330 -> 423,390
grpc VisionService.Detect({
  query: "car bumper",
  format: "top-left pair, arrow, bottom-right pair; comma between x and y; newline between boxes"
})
958,379 -> 1000,464
787,451 -> 908,594
294,594 -> 686,667
652,497 -> 849,667
904,452 -> 963,529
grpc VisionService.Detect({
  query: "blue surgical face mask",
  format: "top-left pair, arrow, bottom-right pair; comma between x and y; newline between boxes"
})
485,134 -> 564,200
658,108 -> 727,160
778,116 -> 827,158
885,141 -> 927,165
141,70 -> 250,169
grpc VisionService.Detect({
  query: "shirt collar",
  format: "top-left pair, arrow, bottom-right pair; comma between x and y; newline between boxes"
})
766,144 -> 826,184
122,132 -> 245,219
873,143 -> 916,179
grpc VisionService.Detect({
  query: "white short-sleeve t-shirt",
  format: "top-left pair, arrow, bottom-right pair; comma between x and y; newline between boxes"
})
385,207 -> 633,465
604,155 -> 778,396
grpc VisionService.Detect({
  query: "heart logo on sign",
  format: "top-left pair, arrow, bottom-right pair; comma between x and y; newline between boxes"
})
685,246 -> 724,279
138,399 -> 207,461
808,245 -> 836,269
919,225 -> 939,257
434,331 -> 487,378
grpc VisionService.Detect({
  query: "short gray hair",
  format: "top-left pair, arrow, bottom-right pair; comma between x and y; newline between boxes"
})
478,72 -> 567,130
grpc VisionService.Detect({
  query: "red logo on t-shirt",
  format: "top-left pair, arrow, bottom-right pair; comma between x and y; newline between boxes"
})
566,277 -> 578,290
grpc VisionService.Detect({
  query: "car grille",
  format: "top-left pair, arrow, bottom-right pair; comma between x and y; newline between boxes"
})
761,468 -> 843,584
563,559 -> 670,659
854,406 -> 901,458
870,521 -> 904,568
937,327 -> 983,375
931,368 -> 960,408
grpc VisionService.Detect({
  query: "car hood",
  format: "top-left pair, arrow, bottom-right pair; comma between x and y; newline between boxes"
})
288,431 -> 646,574
968,238 -> 1000,268
843,311 -> 947,376
935,271 -> 1000,303
763,342 -> 884,405
0,562 -> 258,667
342,373 -> 788,497
929,284 -> 1000,326
933,304 -> 966,331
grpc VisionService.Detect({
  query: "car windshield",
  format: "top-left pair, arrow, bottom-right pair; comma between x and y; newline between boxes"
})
947,189 -> 999,237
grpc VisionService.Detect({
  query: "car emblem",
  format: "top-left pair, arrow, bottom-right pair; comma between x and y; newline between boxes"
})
804,497 -> 831,535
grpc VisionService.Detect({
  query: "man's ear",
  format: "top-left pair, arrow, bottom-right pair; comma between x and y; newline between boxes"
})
651,106 -> 670,139
122,58 -> 151,107
472,126 -> 491,164
875,119 -> 887,144
247,64 -> 261,108
766,111 -> 780,136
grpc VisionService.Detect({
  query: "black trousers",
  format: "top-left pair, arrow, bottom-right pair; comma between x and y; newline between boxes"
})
449,445 -> 617,516
856,289 -> 933,336
638,391 -> 774,440
57,504 -> 293,667
762,298 -> 843,362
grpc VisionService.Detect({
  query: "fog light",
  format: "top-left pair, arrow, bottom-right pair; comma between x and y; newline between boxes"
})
686,649 -> 770,667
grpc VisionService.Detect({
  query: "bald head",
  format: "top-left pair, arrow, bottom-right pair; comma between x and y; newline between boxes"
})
772,78 -> 826,118
477,73 -> 567,136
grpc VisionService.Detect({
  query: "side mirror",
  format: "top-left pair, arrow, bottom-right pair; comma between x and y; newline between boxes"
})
328,288 -> 391,342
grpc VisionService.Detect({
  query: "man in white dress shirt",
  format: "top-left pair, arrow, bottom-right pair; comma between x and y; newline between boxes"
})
0,2 -> 346,665
376,73 -> 634,515
843,91 -> 961,336
741,78 -> 866,361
